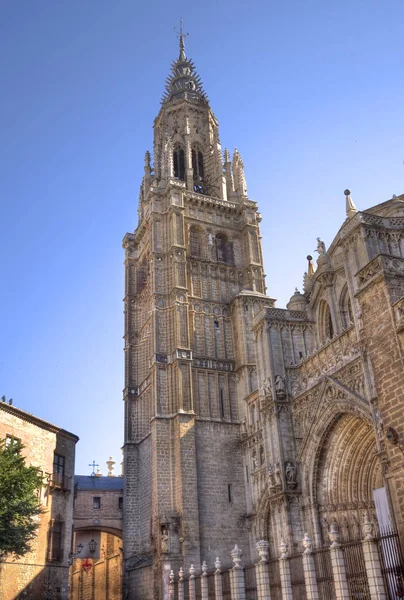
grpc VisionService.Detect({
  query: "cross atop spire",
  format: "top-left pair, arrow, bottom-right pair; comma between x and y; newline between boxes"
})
174,18 -> 189,61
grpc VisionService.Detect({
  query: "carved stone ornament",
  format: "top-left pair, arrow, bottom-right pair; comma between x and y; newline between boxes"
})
202,561 -> 208,576
362,512 -> 374,541
179,567 -> 184,581
260,377 -> 272,398
231,544 -> 242,569
302,533 -> 312,554
275,375 -> 286,398
328,524 -> 340,548
279,537 -> 288,559
285,461 -> 297,488
214,557 -> 221,573
189,564 -> 196,578
169,570 -> 175,584
256,540 -> 269,563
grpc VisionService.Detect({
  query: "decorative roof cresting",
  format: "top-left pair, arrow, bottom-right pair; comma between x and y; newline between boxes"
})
161,20 -> 208,106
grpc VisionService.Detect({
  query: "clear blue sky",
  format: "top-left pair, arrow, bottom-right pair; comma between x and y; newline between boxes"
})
1,1 -> 403,475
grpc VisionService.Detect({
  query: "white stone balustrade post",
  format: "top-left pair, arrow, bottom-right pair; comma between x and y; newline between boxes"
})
301,534 -> 319,600
178,567 -> 184,600
214,557 -> 223,600
278,537 -> 293,600
230,545 -> 246,600
328,524 -> 350,600
255,540 -> 271,600
189,564 -> 196,600
169,569 -> 175,600
361,513 -> 387,599
201,561 -> 209,600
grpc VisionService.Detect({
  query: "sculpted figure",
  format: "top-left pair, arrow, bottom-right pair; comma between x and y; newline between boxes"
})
285,461 -> 297,485
260,377 -> 272,397
275,375 -> 286,397
315,237 -> 326,255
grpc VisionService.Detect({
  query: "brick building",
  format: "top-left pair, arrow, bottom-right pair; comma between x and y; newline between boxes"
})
122,32 -> 404,599
0,400 -> 78,600
70,471 -> 123,600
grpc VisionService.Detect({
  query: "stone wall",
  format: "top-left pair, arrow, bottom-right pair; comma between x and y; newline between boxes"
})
0,403 -> 77,600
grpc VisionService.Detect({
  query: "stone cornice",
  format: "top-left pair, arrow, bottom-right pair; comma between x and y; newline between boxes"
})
0,403 -> 79,442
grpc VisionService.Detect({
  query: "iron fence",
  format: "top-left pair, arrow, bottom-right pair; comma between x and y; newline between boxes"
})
207,573 -> 216,600
268,558 -> 282,600
195,576 -> 202,600
289,553 -> 307,600
342,539 -> 371,599
377,528 -> 404,599
222,570 -> 231,600
313,546 -> 336,599
244,564 -> 257,599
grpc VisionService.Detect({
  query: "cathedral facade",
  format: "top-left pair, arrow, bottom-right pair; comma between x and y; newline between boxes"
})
122,35 -> 404,599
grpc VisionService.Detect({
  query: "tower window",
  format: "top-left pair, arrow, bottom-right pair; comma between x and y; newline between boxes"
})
189,226 -> 203,258
93,496 -> 101,509
219,388 -> 225,418
227,484 -> 233,503
173,144 -> 185,180
192,146 -> 205,193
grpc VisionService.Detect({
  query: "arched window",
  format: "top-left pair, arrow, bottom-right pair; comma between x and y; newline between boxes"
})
192,146 -> 205,192
215,233 -> 234,265
318,300 -> 334,343
189,226 -> 203,258
340,285 -> 354,329
173,144 -> 185,180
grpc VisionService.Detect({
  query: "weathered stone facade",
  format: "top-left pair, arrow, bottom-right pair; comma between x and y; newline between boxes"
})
123,34 -> 404,599
0,401 -> 78,600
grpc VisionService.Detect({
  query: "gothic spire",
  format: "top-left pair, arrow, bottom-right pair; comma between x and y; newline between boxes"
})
161,24 -> 208,106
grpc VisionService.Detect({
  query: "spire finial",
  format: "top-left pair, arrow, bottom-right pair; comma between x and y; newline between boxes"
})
344,188 -> 357,219
175,18 -> 188,61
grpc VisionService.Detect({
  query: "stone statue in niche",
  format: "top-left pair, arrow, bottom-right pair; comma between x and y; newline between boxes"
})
252,450 -> 258,470
259,445 -> 265,466
267,463 -> 276,488
240,418 -> 247,435
285,461 -> 297,488
207,232 -> 215,246
275,375 -> 286,398
275,463 -> 282,487
160,526 -> 169,553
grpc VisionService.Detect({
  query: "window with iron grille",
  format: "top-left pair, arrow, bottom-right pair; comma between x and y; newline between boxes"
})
93,496 -> 101,509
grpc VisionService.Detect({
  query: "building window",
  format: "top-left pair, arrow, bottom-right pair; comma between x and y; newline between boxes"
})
219,388 -> 225,418
318,300 -> 334,344
227,484 -> 233,503
189,226 -> 203,258
192,146 -> 205,193
48,520 -> 63,561
118,496 -> 123,510
5,434 -> 20,449
340,285 -> 354,329
93,496 -> 101,509
173,144 -> 185,180
215,233 -> 234,264
53,453 -> 65,486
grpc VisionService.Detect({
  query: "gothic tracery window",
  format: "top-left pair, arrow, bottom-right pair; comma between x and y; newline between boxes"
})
340,285 -> 354,329
318,300 -> 334,343
189,226 -> 203,258
173,143 -> 185,180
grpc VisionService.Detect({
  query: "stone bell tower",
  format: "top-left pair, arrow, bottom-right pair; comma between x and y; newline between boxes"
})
122,31 -> 273,599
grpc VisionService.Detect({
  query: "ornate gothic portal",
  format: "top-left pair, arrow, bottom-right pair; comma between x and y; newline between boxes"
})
315,413 -> 382,544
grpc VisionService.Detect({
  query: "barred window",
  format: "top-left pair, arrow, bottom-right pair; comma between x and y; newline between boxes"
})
173,144 -> 185,180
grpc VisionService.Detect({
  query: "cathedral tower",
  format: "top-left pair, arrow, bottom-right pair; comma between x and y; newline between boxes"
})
122,33 -> 272,598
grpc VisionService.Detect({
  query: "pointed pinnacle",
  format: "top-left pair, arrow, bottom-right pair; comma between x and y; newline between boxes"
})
344,189 -> 357,219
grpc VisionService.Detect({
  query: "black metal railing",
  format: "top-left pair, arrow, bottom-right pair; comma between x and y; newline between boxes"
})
244,564 -> 257,599
222,570 -> 231,600
342,539 -> 371,599
289,553 -> 307,600
207,573 -> 216,600
377,528 -> 404,600
313,546 -> 336,599
268,558 -> 282,600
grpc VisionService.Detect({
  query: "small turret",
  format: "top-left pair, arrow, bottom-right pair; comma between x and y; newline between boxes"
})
232,148 -> 248,197
287,288 -> 308,312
